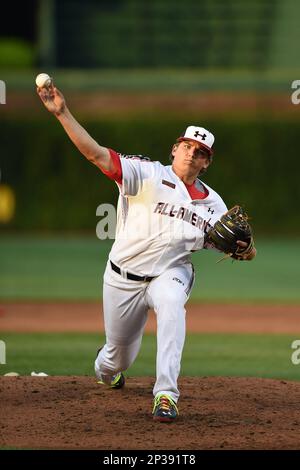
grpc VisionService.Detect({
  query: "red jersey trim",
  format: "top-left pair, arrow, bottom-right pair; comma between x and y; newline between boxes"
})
184,182 -> 209,200
98,149 -> 122,185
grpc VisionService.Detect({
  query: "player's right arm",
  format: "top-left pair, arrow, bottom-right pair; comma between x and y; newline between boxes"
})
37,85 -> 114,173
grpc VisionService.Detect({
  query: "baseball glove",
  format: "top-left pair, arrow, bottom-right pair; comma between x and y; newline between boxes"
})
206,205 -> 254,261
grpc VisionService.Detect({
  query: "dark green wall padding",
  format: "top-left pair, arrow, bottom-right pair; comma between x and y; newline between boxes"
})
1,115 -> 299,233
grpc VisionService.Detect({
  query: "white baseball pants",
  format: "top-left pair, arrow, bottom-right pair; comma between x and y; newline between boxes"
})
94,260 -> 194,403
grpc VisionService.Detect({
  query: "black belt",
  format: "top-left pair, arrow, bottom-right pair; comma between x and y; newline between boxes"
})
110,261 -> 154,282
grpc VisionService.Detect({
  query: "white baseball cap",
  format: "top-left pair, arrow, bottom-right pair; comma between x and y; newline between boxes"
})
177,126 -> 215,155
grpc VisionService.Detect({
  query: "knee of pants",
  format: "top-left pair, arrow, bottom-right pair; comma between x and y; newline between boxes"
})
95,356 -> 131,378
96,342 -> 139,374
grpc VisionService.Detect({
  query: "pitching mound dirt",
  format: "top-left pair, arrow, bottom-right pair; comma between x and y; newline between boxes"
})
1,376 -> 300,450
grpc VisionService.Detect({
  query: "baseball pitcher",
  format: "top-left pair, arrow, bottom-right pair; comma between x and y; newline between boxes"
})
37,83 -> 256,422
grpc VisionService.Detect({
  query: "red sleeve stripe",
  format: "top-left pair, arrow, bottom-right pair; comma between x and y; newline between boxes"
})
98,149 -> 122,185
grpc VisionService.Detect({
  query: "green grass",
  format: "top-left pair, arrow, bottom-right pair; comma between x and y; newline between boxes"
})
0,236 -> 300,302
1,332 -> 300,382
0,236 -> 106,301
192,239 -> 300,302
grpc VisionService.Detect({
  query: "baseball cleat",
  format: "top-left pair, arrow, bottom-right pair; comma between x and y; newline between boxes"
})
152,394 -> 178,422
97,372 -> 125,389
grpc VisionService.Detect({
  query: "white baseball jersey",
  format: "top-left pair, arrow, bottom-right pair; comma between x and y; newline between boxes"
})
108,152 -> 227,276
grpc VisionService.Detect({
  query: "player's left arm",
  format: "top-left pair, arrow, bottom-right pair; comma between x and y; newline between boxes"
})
204,198 -> 257,261
204,233 -> 256,261
205,203 -> 257,261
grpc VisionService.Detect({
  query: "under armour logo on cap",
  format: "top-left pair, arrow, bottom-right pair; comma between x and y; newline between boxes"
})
194,130 -> 206,140
177,126 -> 214,155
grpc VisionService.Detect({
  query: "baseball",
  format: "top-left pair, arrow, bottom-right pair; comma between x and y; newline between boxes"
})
35,73 -> 52,88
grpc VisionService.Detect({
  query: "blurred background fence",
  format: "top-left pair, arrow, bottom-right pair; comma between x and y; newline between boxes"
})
55,0 -> 280,69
